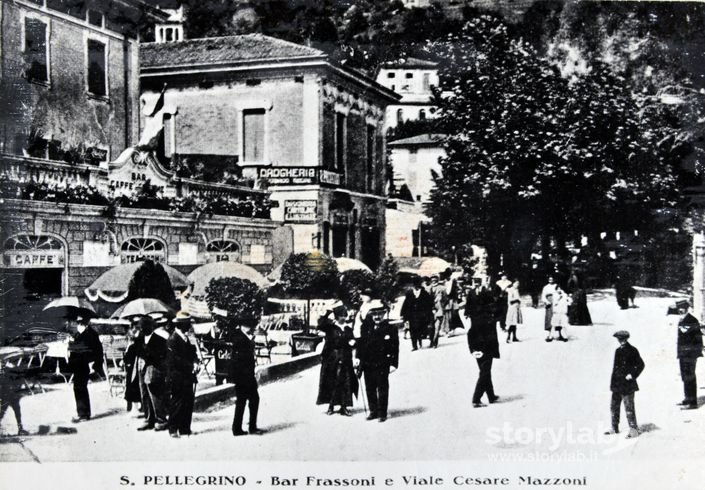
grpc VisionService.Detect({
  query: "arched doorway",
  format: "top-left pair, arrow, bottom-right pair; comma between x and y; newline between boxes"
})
1,234 -> 66,342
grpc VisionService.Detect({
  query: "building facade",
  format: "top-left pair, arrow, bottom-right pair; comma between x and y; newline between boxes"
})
375,57 -> 439,131
139,34 -> 399,269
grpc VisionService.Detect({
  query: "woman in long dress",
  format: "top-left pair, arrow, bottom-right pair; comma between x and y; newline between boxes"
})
549,288 -> 571,342
505,281 -> 522,343
567,272 -> 592,326
316,302 -> 358,416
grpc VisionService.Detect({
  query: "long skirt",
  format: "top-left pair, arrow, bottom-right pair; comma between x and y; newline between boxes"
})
506,303 -> 523,326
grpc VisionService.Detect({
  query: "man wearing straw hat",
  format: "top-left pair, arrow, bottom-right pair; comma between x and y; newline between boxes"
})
355,300 -> 399,423
166,312 -> 199,438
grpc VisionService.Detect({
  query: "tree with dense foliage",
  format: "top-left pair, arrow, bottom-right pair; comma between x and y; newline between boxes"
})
425,14 -> 689,275
279,252 -> 340,299
205,277 -> 265,327
126,260 -> 178,308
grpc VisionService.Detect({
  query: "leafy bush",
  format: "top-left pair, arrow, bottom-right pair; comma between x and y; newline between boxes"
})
205,277 -> 265,328
374,255 -> 400,306
279,252 -> 340,299
126,260 -> 178,309
339,269 -> 375,309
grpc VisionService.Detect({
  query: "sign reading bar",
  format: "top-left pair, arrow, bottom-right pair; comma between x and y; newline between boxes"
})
258,167 -> 342,187
3,250 -> 64,268
285,200 -> 318,222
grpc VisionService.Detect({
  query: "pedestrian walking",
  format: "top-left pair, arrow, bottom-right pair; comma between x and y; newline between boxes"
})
352,288 -> 373,339
676,308 -> 702,410
0,358 -> 29,436
541,276 -> 557,333
217,309 -> 263,436
356,301 -> 399,422
430,275 -> 448,348
495,274 -> 512,331
68,315 -> 103,423
505,281 -> 522,343
137,316 -> 168,431
466,286 -> 500,408
547,288 -> 570,342
605,330 -> 645,439
400,277 -> 433,351
123,321 -> 143,414
316,301 -> 358,416
166,313 -> 199,437
567,271 -> 592,326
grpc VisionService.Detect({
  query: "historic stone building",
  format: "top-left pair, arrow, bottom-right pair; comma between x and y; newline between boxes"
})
139,34 -> 399,269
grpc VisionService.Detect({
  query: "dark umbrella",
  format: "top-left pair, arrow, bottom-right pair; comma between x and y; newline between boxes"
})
84,262 -> 190,303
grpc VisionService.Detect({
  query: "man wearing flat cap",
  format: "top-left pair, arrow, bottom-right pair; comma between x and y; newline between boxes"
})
607,330 -> 645,438
355,300 -> 399,422
166,312 -> 199,437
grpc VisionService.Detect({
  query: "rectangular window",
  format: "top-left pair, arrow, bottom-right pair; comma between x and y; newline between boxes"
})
335,113 -> 346,173
243,109 -> 265,162
366,125 -> 375,192
387,72 -> 396,79
24,18 -> 48,83
87,39 -> 106,96
405,72 -> 413,79
87,9 -> 104,27
423,73 -> 431,91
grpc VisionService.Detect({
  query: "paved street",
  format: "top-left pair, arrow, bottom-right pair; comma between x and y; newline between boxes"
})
2,294 -> 704,462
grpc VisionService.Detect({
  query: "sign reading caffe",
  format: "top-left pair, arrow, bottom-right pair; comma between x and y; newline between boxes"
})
3,250 -> 64,268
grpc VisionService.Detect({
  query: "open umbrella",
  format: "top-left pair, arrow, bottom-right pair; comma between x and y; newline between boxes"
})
187,262 -> 269,296
43,296 -> 97,318
417,257 -> 453,277
334,257 -> 372,274
111,298 -> 175,320
85,262 -> 190,303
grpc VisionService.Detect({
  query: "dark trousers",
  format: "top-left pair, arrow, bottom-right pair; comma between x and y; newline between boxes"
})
142,377 -> 167,426
364,365 -> 390,417
0,384 -> 23,429
679,358 -> 698,405
506,325 -> 518,341
409,321 -> 426,350
168,377 -> 195,435
472,357 -> 495,404
233,382 -> 260,432
72,363 -> 91,418
610,392 -> 637,431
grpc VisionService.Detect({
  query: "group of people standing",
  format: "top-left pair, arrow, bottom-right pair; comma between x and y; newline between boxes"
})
122,313 -> 199,438
317,300 -> 399,422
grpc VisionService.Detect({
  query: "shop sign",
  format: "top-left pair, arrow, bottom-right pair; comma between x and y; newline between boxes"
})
332,211 -> 349,226
3,250 -> 64,268
120,253 -> 165,264
257,167 -> 343,186
284,200 -> 318,222
319,170 -> 342,186
258,167 -> 317,185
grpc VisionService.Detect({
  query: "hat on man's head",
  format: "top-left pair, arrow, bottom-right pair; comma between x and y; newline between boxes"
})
173,311 -> 192,324
361,288 -> 373,297
367,299 -> 386,312
613,330 -> 630,340
330,300 -> 346,315
212,306 -> 228,318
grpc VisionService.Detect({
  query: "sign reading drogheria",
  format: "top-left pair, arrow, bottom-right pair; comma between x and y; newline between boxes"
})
284,200 -> 318,222
257,167 -> 342,186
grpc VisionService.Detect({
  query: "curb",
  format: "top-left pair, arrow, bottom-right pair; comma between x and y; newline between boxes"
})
193,351 -> 321,411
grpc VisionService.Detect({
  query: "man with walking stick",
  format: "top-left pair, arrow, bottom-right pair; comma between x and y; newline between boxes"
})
355,301 -> 399,423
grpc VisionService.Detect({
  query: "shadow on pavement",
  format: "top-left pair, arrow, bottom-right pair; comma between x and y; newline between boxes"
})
638,423 -> 660,434
490,394 -> 525,404
84,408 -> 124,421
388,406 -> 427,418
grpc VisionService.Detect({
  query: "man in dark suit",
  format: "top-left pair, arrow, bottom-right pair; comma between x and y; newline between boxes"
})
137,316 -> 168,431
400,277 -> 433,351
217,308 -> 262,437
356,300 -> 399,422
606,330 -> 645,439
466,286 -> 500,408
166,313 -> 199,438
68,316 -> 103,422
676,309 -> 703,410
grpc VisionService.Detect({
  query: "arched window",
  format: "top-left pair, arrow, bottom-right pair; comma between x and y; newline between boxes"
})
120,238 -> 166,264
3,234 -> 64,269
419,109 -> 426,120
396,108 -> 404,124
206,240 -> 241,263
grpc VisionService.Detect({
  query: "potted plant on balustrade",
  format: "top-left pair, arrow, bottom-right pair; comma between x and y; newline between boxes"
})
278,252 -> 340,356
205,277 -> 265,385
